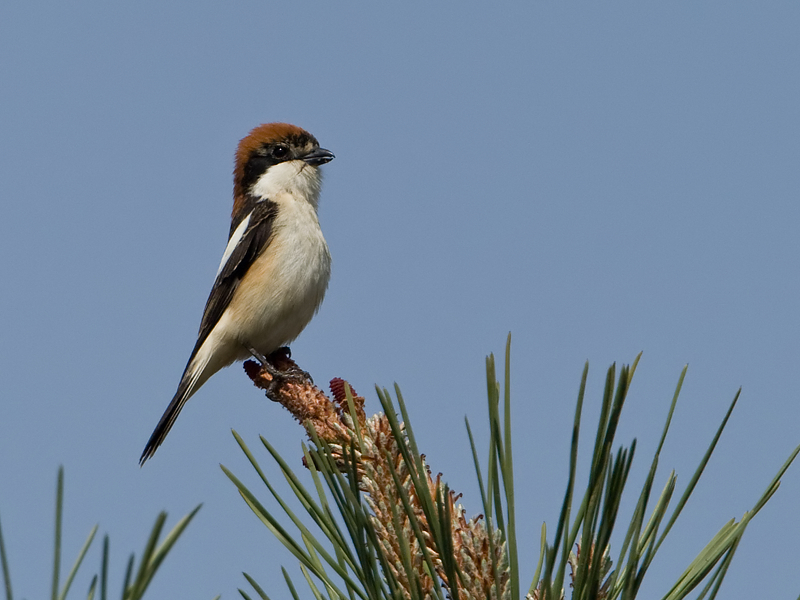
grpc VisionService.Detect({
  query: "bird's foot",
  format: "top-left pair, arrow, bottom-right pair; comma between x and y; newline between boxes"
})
247,347 -> 281,380
245,346 -> 313,401
267,347 -> 313,384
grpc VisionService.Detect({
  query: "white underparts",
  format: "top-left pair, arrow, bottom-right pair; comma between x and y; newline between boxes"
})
188,159 -> 331,390
220,185 -> 331,355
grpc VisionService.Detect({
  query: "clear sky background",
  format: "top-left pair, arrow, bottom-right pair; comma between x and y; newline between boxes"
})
1,2 -> 799,598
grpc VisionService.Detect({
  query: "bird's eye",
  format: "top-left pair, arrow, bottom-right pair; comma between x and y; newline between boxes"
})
272,145 -> 289,159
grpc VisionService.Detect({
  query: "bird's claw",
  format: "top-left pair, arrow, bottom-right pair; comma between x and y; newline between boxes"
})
247,347 -> 281,378
246,346 -> 313,400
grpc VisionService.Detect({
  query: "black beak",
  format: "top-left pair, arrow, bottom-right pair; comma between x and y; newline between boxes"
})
303,147 -> 335,166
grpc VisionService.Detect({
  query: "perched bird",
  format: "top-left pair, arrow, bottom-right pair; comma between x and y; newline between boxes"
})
140,123 -> 334,464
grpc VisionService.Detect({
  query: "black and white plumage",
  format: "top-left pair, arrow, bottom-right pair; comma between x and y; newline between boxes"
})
140,123 -> 334,464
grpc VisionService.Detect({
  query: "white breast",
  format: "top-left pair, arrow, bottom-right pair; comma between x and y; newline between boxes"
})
219,164 -> 331,356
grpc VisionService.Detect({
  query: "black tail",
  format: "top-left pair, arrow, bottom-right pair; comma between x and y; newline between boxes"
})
139,374 -> 195,465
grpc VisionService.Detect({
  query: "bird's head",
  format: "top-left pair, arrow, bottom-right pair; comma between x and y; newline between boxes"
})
232,123 -> 334,223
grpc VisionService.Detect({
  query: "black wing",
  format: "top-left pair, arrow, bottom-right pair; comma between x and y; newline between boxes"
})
192,199 -> 278,356
139,200 -> 278,464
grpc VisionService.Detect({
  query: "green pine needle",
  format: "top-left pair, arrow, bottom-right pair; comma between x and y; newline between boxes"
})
226,341 -> 799,600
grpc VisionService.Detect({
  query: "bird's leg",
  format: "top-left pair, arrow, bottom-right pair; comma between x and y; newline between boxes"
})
247,346 -> 281,378
267,346 -> 314,385
247,344 -> 311,384
245,345 -> 314,403
245,346 -> 285,401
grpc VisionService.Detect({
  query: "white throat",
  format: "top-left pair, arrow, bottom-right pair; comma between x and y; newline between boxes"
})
251,161 -> 323,209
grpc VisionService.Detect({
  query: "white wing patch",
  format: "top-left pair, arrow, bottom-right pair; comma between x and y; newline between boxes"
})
216,212 -> 252,277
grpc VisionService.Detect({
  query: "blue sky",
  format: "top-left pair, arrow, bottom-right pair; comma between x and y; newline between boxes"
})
1,2 -> 799,598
